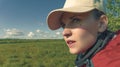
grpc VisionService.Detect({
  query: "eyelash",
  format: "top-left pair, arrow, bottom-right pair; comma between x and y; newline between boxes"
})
71,18 -> 81,23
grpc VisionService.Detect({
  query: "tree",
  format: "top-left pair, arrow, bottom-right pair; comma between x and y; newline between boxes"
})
106,0 -> 120,31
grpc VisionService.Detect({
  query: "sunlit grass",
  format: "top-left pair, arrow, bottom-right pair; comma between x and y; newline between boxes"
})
0,39 -> 76,67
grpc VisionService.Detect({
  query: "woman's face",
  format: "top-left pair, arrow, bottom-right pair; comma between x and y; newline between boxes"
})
61,12 -> 99,54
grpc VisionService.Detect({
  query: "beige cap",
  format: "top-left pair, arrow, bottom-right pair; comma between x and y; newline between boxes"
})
47,0 -> 105,30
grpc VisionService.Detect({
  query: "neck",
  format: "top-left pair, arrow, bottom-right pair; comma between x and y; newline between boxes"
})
75,30 -> 115,67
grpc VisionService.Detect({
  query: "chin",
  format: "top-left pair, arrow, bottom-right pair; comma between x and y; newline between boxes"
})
69,48 -> 84,55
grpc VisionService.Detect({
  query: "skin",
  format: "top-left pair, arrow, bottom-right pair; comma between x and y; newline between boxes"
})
60,11 -> 108,54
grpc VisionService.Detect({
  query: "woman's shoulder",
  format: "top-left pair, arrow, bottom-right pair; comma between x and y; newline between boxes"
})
92,30 -> 120,67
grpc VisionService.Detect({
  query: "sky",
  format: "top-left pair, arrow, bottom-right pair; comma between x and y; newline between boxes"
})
0,0 -> 65,39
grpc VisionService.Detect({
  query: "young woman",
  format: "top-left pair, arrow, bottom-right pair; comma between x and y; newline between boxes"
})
47,0 -> 120,67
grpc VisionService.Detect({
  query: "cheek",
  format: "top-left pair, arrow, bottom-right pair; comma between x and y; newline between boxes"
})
74,28 -> 97,53
81,21 -> 99,36
80,33 -> 96,50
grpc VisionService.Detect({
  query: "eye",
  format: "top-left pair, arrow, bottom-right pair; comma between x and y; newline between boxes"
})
71,17 -> 81,23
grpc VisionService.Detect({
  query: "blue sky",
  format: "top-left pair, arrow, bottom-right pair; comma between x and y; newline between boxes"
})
0,0 -> 65,39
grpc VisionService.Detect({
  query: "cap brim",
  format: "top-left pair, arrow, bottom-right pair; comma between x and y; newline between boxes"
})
47,7 -> 95,30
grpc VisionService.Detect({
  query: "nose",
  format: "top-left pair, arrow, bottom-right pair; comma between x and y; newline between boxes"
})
62,28 -> 72,38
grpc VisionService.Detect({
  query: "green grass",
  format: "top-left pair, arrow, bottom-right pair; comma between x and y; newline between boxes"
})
0,39 -> 76,67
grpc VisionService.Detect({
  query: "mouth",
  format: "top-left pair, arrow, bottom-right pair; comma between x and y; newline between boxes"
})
66,40 -> 76,48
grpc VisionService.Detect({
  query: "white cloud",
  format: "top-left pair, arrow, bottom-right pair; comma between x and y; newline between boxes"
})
28,32 -> 35,38
46,30 -> 63,39
36,29 -> 40,33
3,28 -> 25,38
2,28 -> 63,39
56,31 -> 61,35
31,29 -> 62,39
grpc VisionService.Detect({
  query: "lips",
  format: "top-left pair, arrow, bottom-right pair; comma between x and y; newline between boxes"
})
66,40 -> 76,48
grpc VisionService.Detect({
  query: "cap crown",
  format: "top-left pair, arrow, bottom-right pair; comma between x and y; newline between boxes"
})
63,0 -> 105,13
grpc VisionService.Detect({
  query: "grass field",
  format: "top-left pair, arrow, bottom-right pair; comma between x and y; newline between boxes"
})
0,39 -> 76,67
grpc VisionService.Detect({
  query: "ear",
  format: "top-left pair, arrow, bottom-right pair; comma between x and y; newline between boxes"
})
98,15 -> 108,32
